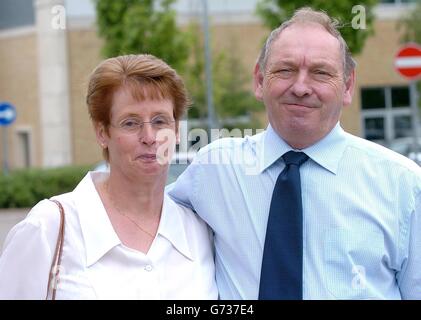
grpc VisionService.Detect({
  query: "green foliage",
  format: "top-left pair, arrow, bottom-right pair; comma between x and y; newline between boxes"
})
95,1 -> 263,126
183,23 -> 206,120
398,0 -> 421,44
0,165 -> 91,208
95,0 -> 190,72
213,51 -> 263,119
255,0 -> 378,55
183,22 -> 263,126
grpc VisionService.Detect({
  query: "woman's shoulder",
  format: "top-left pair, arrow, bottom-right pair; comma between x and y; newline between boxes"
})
169,199 -> 206,228
167,197 -> 213,244
1,193 -> 75,254
166,198 -> 215,275
24,193 -> 75,229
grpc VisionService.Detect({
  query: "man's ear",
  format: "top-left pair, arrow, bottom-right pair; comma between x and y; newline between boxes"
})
95,122 -> 108,149
253,63 -> 264,101
343,68 -> 356,107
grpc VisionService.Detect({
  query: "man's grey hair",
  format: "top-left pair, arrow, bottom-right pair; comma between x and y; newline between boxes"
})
257,7 -> 356,80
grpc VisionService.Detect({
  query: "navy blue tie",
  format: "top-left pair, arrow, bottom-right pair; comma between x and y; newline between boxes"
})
259,151 -> 309,300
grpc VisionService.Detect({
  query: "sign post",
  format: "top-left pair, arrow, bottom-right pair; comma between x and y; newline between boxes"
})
0,102 -> 17,175
394,43 -> 421,154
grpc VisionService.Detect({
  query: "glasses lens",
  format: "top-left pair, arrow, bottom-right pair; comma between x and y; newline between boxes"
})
117,116 -> 174,134
151,116 -> 174,129
120,119 -> 140,134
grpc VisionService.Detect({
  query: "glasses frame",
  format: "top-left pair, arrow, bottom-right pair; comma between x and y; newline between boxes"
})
110,115 -> 176,135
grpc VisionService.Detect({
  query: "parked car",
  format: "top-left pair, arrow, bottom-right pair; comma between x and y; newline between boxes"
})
93,152 -> 195,184
408,151 -> 421,165
389,137 -> 421,166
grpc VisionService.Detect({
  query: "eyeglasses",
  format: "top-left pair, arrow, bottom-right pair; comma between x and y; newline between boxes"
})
111,115 -> 176,135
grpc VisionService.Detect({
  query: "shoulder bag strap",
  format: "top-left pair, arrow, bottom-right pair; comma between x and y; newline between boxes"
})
46,199 -> 66,300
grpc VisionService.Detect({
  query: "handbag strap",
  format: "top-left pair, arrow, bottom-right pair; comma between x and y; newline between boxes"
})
46,199 -> 66,300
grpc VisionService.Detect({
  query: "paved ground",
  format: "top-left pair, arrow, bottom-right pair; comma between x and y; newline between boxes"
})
0,208 -> 29,251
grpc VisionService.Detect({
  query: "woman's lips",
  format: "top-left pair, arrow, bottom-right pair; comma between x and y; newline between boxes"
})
137,154 -> 157,162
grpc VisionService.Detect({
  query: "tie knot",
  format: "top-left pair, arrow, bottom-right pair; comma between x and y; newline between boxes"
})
282,151 -> 309,167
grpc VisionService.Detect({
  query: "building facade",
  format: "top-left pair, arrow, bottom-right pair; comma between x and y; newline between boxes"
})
0,0 -> 419,170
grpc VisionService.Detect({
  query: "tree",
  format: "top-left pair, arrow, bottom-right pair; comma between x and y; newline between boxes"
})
183,22 -> 263,127
399,0 -> 421,44
183,22 -> 206,120
255,0 -> 378,55
95,1 -> 263,127
94,0 -> 190,72
213,40 -> 263,119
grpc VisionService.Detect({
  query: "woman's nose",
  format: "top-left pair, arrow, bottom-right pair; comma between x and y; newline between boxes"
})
139,123 -> 156,145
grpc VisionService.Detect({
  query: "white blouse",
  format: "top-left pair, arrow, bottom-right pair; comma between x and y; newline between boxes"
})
0,172 -> 218,300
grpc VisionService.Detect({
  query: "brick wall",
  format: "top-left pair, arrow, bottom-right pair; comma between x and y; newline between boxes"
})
0,31 -> 41,169
0,18 -> 410,169
67,28 -> 103,166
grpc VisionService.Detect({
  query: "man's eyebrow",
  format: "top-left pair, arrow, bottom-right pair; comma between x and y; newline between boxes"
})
309,62 -> 337,70
270,59 -> 338,69
267,60 -> 296,69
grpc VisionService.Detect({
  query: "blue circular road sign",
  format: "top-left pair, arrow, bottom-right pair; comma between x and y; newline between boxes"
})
0,102 -> 17,126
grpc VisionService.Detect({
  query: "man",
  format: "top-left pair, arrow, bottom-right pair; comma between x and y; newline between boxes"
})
168,7 -> 421,299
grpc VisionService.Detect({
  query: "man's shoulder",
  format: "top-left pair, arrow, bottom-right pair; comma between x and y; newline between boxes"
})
345,133 -> 421,174
195,130 -> 265,160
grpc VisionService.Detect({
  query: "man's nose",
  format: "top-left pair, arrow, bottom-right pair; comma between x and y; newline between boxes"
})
290,71 -> 312,97
139,123 -> 156,145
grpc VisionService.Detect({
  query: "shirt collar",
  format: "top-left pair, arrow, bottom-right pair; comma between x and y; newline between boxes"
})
73,172 -> 194,266
260,122 -> 348,174
157,195 -> 194,261
73,172 -> 121,267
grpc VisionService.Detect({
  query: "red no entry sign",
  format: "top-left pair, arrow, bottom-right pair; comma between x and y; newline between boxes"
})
395,43 -> 421,80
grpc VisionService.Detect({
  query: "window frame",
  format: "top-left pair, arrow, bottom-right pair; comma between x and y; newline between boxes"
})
360,85 -> 412,146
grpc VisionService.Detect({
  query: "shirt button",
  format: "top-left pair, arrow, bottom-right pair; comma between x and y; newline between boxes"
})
144,265 -> 153,272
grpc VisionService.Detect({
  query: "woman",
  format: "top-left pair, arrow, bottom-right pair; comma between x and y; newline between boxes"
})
0,54 -> 217,299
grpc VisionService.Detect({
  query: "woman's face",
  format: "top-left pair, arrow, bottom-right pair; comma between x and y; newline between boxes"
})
96,86 -> 178,180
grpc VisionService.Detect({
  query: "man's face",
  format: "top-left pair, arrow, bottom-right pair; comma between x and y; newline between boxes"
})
254,23 -> 355,149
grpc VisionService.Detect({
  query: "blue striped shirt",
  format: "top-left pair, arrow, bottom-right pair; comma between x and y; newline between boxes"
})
168,123 -> 421,299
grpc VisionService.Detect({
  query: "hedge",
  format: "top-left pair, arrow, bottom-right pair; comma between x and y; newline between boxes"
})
0,165 -> 92,208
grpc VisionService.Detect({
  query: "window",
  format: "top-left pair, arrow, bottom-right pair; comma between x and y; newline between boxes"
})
361,87 -> 386,109
15,128 -> 31,168
0,0 -> 35,30
364,117 -> 385,141
361,86 -> 413,145
391,87 -> 410,108
394,115 -> 412,138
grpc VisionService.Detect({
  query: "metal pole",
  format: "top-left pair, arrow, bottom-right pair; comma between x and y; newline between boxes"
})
2,127 -> 9,175
202,0 -> 218,133
410,81 -> 421,149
